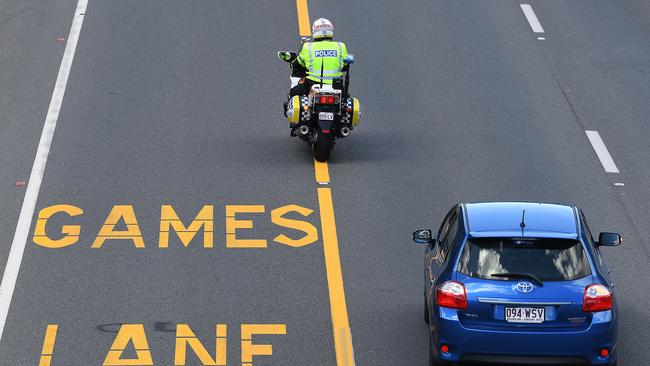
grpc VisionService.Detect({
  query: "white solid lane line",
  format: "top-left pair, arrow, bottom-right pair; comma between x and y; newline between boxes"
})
0,0 -> 89,341
585,131 -> 620,174
520,4 -> 545,33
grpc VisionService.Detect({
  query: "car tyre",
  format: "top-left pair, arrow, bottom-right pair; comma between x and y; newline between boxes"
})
428,328 -> 434,366
424,294 -> 430,324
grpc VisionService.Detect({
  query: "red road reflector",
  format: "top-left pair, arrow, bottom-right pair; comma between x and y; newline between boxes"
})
15,181 -> 26,187
56,37 -> 65,43
600,348 -> 609,357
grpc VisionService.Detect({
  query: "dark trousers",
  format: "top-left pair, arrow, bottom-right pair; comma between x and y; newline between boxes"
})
289,78 -> 315,97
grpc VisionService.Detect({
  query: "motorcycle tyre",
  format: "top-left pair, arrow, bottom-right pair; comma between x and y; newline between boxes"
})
313,131 -> 333,162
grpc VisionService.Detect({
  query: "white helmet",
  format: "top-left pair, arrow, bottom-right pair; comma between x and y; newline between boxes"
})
312,18 -> 334,40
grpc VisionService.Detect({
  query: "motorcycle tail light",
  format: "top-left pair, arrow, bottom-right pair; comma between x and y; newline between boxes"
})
318,96 -> 337,104
583,284 -> 612,312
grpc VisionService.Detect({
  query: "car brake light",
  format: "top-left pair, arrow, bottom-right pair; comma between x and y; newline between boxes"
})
435,281 -> 467,310
318,96 -> 336,104
583,284 -> 612,312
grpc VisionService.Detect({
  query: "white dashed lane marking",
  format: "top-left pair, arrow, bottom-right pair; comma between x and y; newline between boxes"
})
520,4 -> 545,33
585,130 -> 621,174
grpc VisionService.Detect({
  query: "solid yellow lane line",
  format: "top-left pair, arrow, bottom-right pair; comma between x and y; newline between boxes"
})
296,1 -> 355,364
314,160 -> 330,184
39,325 -> 59,366
318,187 -> 356,366
296,0 -> 311,37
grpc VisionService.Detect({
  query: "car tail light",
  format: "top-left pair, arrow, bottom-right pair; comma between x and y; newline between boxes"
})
435,281 -> 467,310
318,95 -> 337,104
583,284 -> 613,312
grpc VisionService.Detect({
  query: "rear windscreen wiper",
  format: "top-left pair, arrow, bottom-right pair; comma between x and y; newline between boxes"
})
490,272 -> 544,287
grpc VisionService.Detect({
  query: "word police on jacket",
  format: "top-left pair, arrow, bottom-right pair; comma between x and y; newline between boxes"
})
314,50 -> 338,57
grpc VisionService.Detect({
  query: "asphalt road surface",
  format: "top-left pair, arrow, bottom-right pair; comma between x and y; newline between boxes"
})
1,0 -> 649,365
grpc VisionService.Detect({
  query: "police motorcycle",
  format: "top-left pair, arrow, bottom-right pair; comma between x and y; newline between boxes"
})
278,51 -> 361,162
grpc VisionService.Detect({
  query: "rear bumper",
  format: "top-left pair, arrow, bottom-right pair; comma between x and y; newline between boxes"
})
461,354 -> 589,365
430,309 -> 617,365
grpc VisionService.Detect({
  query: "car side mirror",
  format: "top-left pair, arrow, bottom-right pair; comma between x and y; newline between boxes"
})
413,229 -> 433,244
598,232 -> 622,247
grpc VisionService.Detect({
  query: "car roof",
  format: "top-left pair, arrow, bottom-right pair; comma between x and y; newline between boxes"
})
463,202 -> 579,239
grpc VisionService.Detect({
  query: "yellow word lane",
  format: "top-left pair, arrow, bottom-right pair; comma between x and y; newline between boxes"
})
33,204 -> 318,250
38,323 -> 286,365
38,324 -> 59,366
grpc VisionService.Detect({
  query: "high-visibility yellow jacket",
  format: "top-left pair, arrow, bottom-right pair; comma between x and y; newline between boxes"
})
297,40 -> 349,84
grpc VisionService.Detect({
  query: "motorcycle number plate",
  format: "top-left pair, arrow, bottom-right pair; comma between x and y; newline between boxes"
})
319,112 -> 334,121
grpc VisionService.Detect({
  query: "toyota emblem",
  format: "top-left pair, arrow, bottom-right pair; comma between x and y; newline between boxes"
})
515,281 -> 535,293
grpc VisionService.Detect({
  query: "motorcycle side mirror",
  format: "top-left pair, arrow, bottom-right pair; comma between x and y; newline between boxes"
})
277,51 -> 297,63
343,54 -> 355,65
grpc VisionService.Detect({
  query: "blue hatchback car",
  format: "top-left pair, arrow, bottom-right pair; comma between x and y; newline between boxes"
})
413,202 -> 620,365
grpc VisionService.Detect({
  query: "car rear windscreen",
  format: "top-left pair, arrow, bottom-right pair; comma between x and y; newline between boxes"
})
457,238 -> 591,281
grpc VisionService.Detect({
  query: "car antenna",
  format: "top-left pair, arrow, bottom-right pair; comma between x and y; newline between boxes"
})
320,55 -> 324,88
520,209 -> 526,236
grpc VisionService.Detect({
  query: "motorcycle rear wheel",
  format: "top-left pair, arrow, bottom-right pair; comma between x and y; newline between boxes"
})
313,131 -> 333,162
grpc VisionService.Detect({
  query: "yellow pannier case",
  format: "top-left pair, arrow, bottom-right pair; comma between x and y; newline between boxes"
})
342,97 -> 361,127
287,95 -> 310,125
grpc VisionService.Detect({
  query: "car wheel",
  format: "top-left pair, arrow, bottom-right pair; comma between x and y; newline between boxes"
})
428,328 -> 434,366
424,294 -> 430,324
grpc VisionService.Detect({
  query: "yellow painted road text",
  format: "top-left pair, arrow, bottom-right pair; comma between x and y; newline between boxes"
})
33,204 -> 318,250
39,323 -> 286,366
38,325 -> 58,366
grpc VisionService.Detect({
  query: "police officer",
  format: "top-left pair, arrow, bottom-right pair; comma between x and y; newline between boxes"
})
284,18 -> 350,98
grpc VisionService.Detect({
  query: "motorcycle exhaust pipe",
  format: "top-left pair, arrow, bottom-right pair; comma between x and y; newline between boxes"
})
299,125 -> 310,135
340,126 -> 351,137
